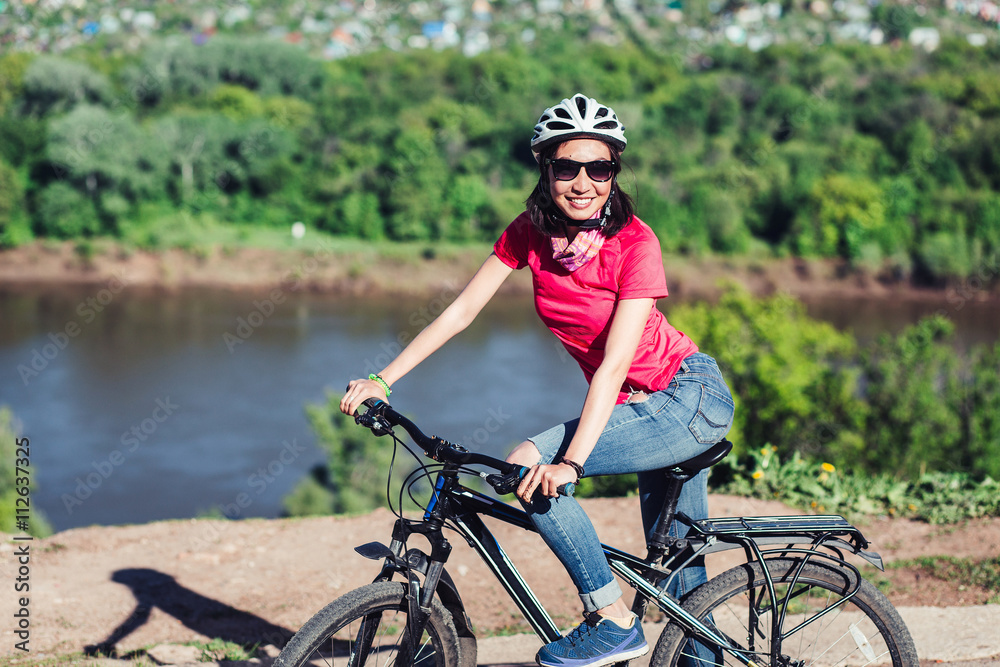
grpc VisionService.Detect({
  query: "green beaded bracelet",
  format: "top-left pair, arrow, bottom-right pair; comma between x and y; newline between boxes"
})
368,373 -> 392,396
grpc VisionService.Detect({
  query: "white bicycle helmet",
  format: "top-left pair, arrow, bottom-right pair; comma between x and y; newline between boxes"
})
530,93 -> 627,161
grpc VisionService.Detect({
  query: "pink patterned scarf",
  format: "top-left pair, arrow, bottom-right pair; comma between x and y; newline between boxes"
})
550,227 -> 606,272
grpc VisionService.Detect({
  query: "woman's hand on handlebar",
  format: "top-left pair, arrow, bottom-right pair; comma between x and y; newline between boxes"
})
516,463 -> 578,502
340,378 -> 388,416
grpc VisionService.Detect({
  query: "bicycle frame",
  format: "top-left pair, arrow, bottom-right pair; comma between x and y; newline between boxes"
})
359,465 -> 882,667
350,401 -> 887,667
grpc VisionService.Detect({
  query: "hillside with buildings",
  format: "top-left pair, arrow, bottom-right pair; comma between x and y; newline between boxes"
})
2,0 -> 998,59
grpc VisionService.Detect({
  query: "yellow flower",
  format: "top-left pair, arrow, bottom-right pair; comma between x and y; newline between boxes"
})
752,470 -> 764,480
908,503 -> 918,511
821,462 -> 836,473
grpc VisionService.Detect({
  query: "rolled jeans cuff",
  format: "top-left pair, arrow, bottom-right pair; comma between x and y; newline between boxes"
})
579,579 -> 623,613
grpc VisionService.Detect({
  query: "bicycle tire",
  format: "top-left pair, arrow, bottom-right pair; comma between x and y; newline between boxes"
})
275,581 -> 462,667
650,557 -> 919,667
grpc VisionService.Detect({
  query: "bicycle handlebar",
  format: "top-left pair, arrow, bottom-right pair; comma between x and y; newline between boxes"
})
354,398 -> 575,497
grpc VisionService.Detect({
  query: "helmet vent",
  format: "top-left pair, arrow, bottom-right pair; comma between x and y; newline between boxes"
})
530,94 -> 627,160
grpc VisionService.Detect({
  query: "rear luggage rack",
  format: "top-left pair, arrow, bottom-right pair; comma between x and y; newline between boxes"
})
693,514 -> 857,536
687,514 -> 883,569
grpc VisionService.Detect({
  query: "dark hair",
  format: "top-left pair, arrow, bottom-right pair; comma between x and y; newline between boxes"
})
524,140 -> 635,238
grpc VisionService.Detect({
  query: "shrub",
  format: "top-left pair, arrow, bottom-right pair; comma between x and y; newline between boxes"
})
283,393 -> 421,517
0,407 -> 53,537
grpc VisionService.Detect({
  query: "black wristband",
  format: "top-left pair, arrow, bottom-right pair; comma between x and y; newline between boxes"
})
558,457 -> 585,481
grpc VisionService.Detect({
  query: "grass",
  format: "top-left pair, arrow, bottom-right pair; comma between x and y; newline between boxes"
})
0,653 -> 156,666
110,211 -> 492,260
0,637 -> 262,666
892,555 -> 1000,603
188,637 -> 260,661
867,556 -> 1000,604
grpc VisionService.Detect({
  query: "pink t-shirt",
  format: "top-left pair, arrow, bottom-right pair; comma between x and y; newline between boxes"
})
493,213 -> 698,404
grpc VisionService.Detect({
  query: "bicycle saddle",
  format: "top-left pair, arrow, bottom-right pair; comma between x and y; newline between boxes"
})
667,439 -> 732,477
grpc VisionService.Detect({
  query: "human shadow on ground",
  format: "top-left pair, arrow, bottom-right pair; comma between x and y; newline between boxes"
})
84,568 -> 294,657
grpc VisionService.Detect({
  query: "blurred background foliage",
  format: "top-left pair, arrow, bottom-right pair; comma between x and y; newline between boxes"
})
0,407 -> 53,537
1,32 -> 1000,287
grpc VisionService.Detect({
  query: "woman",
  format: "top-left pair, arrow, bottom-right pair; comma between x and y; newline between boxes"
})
341,93 -> 735,667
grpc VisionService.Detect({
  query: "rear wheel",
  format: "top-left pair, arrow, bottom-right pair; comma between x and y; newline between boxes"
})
651,558 -> 918,667
275,581 -> 461,667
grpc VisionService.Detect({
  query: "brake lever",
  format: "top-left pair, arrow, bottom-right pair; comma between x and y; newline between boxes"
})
354,399 -> 393,437
483,468 -> 575,497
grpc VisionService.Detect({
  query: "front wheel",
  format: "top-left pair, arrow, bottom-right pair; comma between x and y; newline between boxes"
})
275,581 -> 461,667
651,557 -> 919,667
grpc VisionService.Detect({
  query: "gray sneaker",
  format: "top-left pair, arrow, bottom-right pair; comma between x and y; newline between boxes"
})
536,612 -> 649,667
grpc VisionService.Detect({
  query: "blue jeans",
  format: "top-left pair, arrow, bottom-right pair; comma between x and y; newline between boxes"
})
520,353 -> 734,613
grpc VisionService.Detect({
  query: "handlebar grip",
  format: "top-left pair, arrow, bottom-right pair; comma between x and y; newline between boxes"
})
557,482 -> 576,497
354,397 -> 384,417
486,467 -> 575,497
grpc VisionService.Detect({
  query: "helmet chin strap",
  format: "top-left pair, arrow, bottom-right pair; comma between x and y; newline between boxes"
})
540,174 -> 615,232
574,189 -> 614,230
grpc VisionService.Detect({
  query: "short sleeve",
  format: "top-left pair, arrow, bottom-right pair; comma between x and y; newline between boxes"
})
493,214 -> 532,270
616,220 -> 669,300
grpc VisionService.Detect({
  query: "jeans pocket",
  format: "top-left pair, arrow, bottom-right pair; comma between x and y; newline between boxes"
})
687,384 -> 734,444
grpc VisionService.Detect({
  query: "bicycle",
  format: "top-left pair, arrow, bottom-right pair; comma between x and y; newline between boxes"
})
275,398 -> 918,667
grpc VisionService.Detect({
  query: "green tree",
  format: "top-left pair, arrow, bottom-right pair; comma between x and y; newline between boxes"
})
860,316 -> 964,477
20,56 -> 112,117
670,286 -> 864,462
137,37 -> 326,103
0,407 -> 53,537
0,158 -> 30,247
0,52 -> 32,115
917,231 -> 972,281
283,393 -> 414,516
959,342 -> 1000,480
208,84 -> 266,122
383,127 -> 449,240
46,105 -> 165,207
35,182 -> 100,238
797,173 -> 887,260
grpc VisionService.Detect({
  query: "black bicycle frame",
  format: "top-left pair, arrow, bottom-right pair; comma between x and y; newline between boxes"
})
353,399 -> 885,667
406,477 -> 762,667
366,465 -> 880,667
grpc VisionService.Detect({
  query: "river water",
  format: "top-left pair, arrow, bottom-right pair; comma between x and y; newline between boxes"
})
1,283 -> 997,533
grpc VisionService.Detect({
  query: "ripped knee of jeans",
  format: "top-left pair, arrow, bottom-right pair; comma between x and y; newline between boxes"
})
506,440 -> 541,466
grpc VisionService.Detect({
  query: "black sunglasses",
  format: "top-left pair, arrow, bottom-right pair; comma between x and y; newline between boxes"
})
546,158 -> 617,182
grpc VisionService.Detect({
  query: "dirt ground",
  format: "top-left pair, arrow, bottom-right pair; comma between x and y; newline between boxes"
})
2,495 -> 999,662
